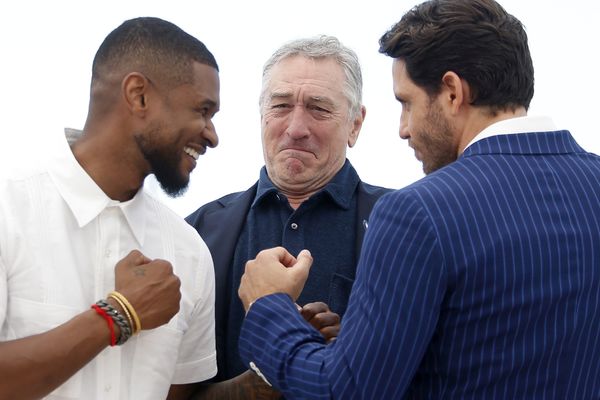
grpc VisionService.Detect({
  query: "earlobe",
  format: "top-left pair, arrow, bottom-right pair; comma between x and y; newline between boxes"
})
348,105 -> 366,148
441,71 -> 467,114
122,72 -> 150,114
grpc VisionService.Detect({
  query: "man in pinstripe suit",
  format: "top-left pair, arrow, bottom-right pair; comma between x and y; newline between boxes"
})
236,0 -> 600,398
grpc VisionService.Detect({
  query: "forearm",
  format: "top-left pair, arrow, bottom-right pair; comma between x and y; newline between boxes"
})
239,294 -> 331,399
0,309 -> 110,400
190,370 -> 281,400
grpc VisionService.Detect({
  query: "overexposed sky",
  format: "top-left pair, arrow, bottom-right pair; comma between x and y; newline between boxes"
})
1,1 -> 598,217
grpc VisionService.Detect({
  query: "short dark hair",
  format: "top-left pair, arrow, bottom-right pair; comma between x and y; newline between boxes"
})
379,0 -> 534,112
92,17 -> 218,89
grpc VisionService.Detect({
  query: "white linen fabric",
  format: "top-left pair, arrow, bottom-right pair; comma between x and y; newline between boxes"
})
0,136 -> 216,399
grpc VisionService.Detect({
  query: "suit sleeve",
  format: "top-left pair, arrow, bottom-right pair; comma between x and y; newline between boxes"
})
238,190 -> 447,399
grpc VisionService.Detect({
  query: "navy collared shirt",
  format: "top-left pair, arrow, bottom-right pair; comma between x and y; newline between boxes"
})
224,160 -> 360,379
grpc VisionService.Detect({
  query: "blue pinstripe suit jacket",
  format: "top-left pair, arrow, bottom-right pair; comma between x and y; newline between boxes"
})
239,130 -> 600,399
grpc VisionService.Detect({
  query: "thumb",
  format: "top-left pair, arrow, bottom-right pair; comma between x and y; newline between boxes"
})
288,250 -> 313,301
291,249 -> 312,279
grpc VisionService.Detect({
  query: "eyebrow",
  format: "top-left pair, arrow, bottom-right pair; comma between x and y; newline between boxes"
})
268,91 -> 336,107
199,99 -> 218,108
269,90 -> 293,102
395,94 -> 406,103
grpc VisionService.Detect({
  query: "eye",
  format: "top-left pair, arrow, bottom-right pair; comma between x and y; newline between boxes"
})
195,107 -> 209,116
308,104 -> 330,113
271,103 -> 290,109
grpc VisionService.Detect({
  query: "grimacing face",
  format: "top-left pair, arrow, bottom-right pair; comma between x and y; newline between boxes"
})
261,55 -> 363,194
392,59 -> 457,174
136,62 -> 220,197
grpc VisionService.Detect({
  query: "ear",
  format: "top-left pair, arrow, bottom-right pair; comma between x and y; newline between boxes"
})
121,72 -> 151,116
348,105 -> 366,148
440,71 -> 470,115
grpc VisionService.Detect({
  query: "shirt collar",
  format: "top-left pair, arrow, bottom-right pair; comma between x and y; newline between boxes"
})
47,135 -> 147,246
253,167 -> 279,207
252,159 -> 359,210
320,160 -> 359,210
464,115 -> 558,151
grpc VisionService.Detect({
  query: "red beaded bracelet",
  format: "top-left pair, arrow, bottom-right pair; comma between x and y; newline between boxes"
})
92,303 -> 117,347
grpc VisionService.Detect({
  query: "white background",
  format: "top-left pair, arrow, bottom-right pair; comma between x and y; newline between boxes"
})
1,0 -> 598,217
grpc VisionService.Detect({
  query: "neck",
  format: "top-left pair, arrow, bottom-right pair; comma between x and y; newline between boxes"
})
71,129 -> 148,202
283,192 -> 314,210
458,107 -> 527,155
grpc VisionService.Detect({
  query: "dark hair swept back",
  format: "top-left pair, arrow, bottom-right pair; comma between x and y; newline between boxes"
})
92,17 -> 218,88
379,0 -> 534,112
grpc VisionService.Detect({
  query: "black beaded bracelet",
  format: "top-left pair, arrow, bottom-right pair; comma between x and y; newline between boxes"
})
95,299 -> 132,345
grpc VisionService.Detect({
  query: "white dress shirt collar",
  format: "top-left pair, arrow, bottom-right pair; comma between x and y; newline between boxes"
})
46,137 -> 147,246
464,115 -> 558,151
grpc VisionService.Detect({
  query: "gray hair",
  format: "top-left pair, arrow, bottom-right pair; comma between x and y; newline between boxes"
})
259,35 -> 363,120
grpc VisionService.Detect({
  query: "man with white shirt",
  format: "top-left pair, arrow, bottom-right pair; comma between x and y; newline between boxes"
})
235,0 -> 600,398
0,17 -> 219,399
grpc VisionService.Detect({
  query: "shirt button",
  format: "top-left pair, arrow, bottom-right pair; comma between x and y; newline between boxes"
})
104,385 -> 111,392
290,223 -> 298,230
105,249 -> 111,258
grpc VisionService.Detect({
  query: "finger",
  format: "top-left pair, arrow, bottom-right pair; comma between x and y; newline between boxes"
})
130,250 -> 152,265
277,247 -> 298,268
319,326 -> 340,342
302,302 -> 329,315
259,247 -> 297,268
300,302 -> 328,322
300,307 -> 316,322
308,311 -> 341,330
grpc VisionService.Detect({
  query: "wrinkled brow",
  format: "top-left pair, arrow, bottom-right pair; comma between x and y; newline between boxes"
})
269,90 -> 336,107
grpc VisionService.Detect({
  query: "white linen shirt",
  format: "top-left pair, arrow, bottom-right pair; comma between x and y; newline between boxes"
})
0,137 -> 217,399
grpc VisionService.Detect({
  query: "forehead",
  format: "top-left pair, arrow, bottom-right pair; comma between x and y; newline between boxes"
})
267,55 -> 346,97
185,61 -> 220,106
392,59 -> 413,93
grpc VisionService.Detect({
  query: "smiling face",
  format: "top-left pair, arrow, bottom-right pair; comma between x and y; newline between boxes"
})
392,59 -> 458,174
261,55 -> 363,194
136,62 -> 220,197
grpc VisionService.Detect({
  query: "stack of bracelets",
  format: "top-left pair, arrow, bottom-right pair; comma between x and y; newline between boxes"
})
91,291 -> 141,346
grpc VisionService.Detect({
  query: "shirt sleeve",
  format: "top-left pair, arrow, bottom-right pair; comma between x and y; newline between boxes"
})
0,254 -> 7,327
171,243 -> 217,384
238,190 -> 447,399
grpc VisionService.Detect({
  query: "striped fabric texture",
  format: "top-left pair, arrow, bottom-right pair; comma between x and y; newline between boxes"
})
239,130 -> 600,399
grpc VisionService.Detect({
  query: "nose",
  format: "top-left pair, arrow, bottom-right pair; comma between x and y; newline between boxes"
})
399,113 -> 410,140
203,119 -> 219,148
285,105 -> 310,139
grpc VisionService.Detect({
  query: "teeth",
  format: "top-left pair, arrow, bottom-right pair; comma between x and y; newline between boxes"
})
184,146 -> 199,160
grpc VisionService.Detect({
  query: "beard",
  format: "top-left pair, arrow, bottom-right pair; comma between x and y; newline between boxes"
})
418,100 -> 457,175
134,127 -> 190,198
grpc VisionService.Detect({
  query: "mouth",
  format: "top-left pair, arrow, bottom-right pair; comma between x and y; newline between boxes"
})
280,147 -> 315,157
184,146 -> 201,160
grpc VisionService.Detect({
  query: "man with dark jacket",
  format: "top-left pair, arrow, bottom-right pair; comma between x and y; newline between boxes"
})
186,35 -> 390,398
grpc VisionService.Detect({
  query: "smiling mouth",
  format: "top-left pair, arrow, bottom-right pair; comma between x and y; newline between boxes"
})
184,146 -> 201,160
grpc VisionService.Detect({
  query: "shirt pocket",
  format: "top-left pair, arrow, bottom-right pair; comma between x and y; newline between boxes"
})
328,273 -> 355,317
7,297 -> 83,398
129,326 -> 184,399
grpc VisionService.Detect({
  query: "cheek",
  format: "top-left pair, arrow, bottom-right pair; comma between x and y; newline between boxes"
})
262,119 -> 284,141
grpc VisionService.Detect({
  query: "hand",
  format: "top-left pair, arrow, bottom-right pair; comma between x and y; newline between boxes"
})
113,250 -> 181,330
238,247 -> 313,312
300,302 -> 340,343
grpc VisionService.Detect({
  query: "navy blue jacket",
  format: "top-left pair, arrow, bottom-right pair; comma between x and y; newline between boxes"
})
186,177 -> 390,381
239,130 -> 600,399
